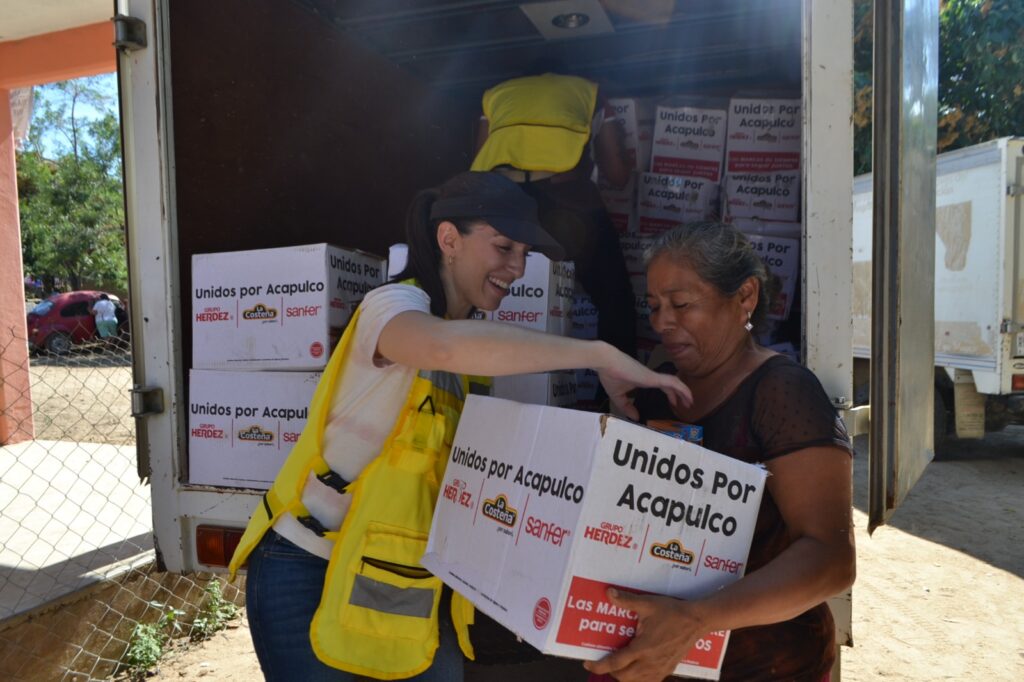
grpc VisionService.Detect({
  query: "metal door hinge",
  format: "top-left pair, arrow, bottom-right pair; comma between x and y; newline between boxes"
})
1008,184 -> 1022,197
1000,319 -> 1022,334
113,14 -> 147,51
131,385 -> 164,418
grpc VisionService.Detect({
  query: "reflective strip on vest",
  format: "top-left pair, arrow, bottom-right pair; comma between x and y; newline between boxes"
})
351,575 -> 434,618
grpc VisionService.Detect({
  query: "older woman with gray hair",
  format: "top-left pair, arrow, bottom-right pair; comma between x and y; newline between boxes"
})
585,222 -> 856,682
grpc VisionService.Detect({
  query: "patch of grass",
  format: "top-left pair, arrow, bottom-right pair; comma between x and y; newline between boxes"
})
120,605 -> 184,680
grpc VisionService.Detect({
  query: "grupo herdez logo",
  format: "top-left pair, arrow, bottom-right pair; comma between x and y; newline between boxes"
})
237,425 -> 274,444
242,303 -> 278,321
649,539 -> 696,566
481,494 -> 518,527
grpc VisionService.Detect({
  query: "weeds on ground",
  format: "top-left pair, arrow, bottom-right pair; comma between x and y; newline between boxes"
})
121,606 -> 184,680
118,579 -> 239,679
191,579 -> 239,642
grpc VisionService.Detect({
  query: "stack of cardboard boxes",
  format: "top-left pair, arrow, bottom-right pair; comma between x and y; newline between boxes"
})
595,94 -> 803,360
188,243 -> 384,489
483,254 -> 578,407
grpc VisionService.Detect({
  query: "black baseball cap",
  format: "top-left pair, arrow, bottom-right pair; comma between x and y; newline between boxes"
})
429,172 -> 566,261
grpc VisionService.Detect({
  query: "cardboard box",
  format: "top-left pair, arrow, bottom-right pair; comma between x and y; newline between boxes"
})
599,173 -> 637,236
423,396 -> 768,680
570,290 -> 600,404
723,171 -> 800,222
729,217 -> 801,240
650,104 -> 728,181
492,371 -> 577,408
746,234 -> 799,320
192,243 -> 384,370
602,98 -> 656,174
630,274 -> 659,342
188,369 -> 320,489
618,234 -> 658,275
638,172 -> 719,234
725,97 -> 801,173
485,254 -> 574,337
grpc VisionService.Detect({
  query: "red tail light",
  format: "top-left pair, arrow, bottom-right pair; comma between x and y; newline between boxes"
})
196,525 -> 245,567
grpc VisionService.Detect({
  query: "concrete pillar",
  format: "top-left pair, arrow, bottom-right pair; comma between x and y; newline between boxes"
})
0,88 -> 34,444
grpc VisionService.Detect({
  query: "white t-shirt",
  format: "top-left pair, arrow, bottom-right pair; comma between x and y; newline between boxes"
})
93,298 -> 117,322
272,283 -> 433,559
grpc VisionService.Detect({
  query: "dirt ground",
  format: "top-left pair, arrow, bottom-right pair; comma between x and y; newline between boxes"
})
28,353 -> 136,445
142,431 -> 1024,681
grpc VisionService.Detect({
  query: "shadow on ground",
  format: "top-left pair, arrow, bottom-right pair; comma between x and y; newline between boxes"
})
852,427 -> 1024,578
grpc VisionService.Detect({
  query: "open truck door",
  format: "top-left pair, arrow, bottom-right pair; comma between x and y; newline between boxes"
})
866,0 -> 940,532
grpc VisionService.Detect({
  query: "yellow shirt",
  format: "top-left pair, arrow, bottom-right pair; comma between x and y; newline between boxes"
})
471,73 -> 598,174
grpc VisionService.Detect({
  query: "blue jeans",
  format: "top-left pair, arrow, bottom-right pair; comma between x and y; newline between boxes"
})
246,529 -> 464,681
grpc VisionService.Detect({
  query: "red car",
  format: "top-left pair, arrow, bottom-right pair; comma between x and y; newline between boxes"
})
26,290 -> 127,354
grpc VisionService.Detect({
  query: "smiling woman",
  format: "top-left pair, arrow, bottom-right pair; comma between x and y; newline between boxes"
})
227,171 -> 693,682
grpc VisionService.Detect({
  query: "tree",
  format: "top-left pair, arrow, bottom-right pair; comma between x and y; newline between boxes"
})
17,75 -> 127,294
852,0 -> 1024,174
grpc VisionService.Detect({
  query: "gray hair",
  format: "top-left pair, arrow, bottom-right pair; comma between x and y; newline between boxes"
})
643,222 -> 772,330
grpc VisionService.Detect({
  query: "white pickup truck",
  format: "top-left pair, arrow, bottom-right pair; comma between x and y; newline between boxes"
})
853,138 -> 1024,445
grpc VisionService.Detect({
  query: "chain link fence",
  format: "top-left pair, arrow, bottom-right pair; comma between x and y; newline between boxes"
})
0,320 -> 244,681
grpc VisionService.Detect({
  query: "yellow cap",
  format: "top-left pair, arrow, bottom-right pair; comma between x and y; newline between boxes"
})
471,74 -> 599,174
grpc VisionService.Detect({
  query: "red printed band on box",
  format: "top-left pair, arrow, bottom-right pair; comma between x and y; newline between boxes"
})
726,151 -> 801,173
608,213 -> 631,235
637,217 -> 681,236
556,576 -> 728,672
650,157 -> 721,182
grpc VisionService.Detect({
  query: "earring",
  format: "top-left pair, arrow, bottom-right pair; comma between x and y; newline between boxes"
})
447,255 -> 454,266
744,312 -> 753,332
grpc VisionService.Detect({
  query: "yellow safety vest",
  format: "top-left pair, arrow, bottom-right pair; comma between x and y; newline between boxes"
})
471,73 -> 598,174
229,288 -> 479,679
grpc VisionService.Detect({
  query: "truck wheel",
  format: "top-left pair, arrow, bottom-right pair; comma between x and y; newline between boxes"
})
44,332 -> 72,355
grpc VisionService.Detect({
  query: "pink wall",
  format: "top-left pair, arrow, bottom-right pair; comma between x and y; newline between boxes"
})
0,23 -> 116,89
0,22 -> 116,444
0,87 -> 33,444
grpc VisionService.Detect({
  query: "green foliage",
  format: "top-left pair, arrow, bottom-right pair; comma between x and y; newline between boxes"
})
17,76 -> 127,294
938,0 -> 1024,151
190,579 -> 239,642
120,604 -> 184,680
852,0 -> 1024,174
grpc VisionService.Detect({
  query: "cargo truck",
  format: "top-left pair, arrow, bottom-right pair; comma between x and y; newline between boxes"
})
114,0 -> 939,675
853,137 -> 1024,446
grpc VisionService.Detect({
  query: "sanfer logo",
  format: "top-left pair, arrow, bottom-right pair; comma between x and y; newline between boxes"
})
481,494 -> 518,527
649,540 -> 695,566
242,303 -> 278,321
237,425 -> 274,443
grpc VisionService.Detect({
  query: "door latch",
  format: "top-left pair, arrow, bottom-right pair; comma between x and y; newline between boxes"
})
113,14 -> 147,51
131,385 -> 164,418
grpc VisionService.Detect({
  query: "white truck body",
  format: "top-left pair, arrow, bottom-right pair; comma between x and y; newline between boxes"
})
853,138 -> 1024,433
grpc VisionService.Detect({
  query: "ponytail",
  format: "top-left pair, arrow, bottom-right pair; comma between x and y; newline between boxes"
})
392,188 -> 451,317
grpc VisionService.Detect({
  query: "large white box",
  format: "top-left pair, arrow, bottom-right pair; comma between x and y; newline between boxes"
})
725,97 -> 801,173
570,290 -> 600,404
188,369 -> 320,489
746,234 -> 800,320
650,104 -> 728,181
423,396 -> 768,680
723,171 -> 801,222
637,172 -> 719,235
192,243 -> 384,370
485,254 -> 574,336
492,371 -> 577,408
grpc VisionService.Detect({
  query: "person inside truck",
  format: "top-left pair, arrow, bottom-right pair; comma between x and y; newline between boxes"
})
584,222 -> 856,682
472,70 -> 638,361
227,171 -> 693,682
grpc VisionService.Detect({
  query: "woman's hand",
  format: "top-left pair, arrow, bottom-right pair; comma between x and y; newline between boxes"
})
595,344 -> 692,420
582,588 -> 708,681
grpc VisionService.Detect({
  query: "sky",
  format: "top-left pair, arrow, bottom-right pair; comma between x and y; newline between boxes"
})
30,71 -> 119,158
